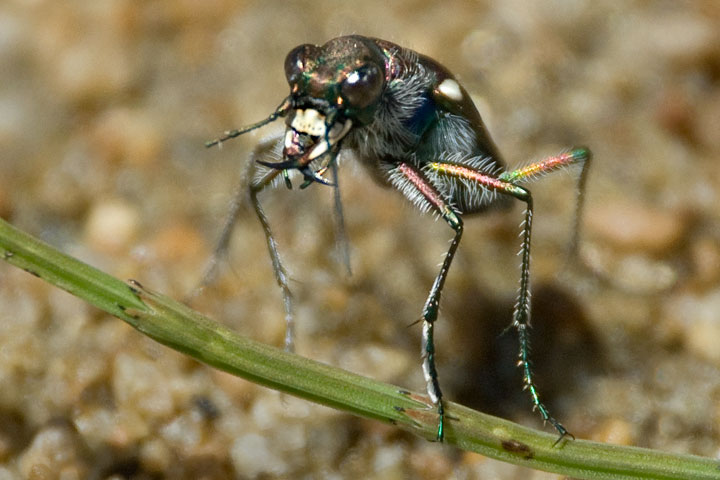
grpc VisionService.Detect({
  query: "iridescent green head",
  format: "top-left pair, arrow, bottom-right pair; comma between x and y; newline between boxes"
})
276,37 -> 389,183
284,36 -> 387,126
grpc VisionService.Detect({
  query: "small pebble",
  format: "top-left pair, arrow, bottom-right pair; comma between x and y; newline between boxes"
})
408,444 -> 454,479
664,290 -> 720,365
73,406 -> 149,449
639,12 -> 717,64
690,235 -> 720,286
230,433 -> 288,477
84,199 -> 140,254
139,438 -> 171,473
591,418 -> 635,446
373,444 -> 406,477
580,242 -> 677,293
695,91 -> 720,151
655,88 -> 695,142
148,222 -> 206,262
90,107 -> 164,167
112,352 -> 176,419
18,425 -> 82,479
585,201 -> 687,254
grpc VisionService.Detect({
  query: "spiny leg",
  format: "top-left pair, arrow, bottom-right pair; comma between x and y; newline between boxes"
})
251,146 -> 351,351
513,194 -> 571,440
393,163 -> 464,442
247,160 -> 296,352
196,135 -> 296,351
429,160 -> 576,441
422,217 -> 463,442
193,135 -> 283,297
500,148 -> 591,440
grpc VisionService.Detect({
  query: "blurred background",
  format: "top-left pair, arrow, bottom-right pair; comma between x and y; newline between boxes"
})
1,1 -> 719,478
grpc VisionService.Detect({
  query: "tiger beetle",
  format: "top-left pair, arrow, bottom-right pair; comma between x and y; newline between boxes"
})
205,35 -> 591,443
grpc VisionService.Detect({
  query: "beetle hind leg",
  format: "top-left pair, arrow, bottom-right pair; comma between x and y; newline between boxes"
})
499,147 -> 592,260
427,157 -> 586,442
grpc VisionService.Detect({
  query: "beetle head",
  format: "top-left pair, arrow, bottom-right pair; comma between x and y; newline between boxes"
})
273,37 -> 387,185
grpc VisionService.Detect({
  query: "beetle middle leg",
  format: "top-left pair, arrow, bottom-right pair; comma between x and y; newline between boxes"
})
429,147 -> 590,442
390,162 -> 465,441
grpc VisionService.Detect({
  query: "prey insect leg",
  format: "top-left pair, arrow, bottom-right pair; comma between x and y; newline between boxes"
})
393,162 -> 464,442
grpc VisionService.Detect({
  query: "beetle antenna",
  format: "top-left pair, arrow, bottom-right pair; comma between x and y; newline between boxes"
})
205,98 -> 292,148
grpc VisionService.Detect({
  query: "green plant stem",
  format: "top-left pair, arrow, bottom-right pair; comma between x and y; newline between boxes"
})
0,217 -> 717,480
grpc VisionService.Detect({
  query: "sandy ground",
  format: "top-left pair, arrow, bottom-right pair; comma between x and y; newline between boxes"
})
1,1 -> 719,478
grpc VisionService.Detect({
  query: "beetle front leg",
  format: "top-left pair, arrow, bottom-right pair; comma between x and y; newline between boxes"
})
195,134 -> 297,351
247,151 -> 296,352
193,135 -> 283,297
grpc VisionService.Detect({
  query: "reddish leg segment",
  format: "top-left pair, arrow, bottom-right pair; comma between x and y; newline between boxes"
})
394,162 -> 463,441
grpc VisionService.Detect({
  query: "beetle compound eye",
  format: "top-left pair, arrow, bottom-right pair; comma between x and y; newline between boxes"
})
284,44 -> 316,88
340,63 -> 383,109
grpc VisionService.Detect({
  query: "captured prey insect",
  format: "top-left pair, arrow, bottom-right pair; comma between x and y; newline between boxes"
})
205,35 -> 591,442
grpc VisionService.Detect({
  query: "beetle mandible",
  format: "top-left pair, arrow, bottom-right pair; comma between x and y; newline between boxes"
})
205,35 -> 591,442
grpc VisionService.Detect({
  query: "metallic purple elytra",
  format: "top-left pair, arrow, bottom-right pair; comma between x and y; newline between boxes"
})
205,36 -> 591,442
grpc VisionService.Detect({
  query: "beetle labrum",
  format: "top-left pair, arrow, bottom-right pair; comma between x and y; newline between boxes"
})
205,35 -> 590,442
